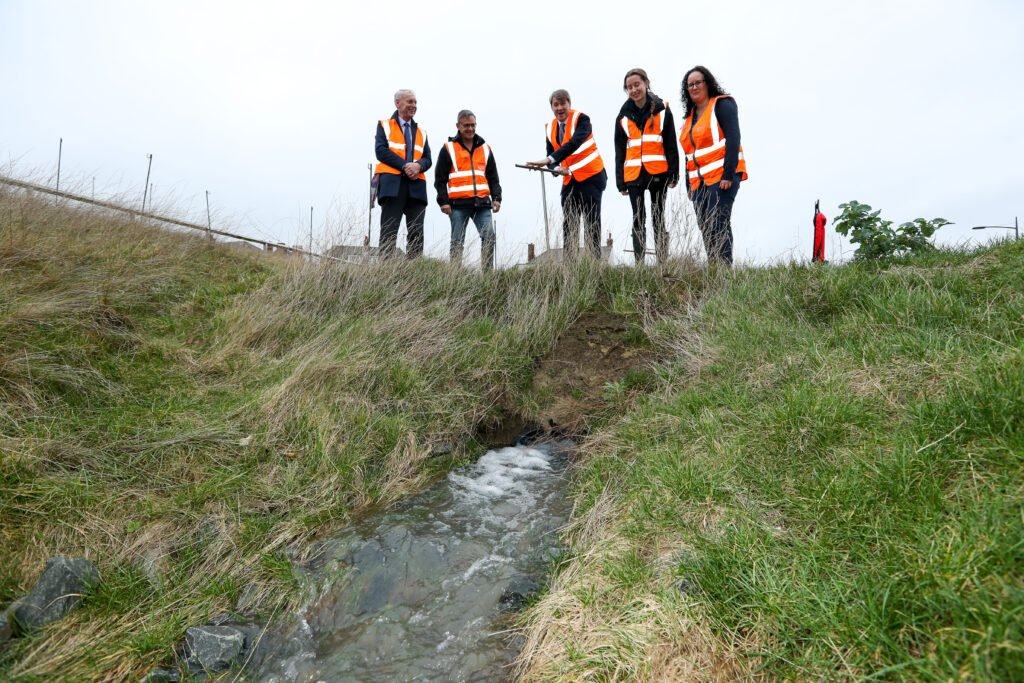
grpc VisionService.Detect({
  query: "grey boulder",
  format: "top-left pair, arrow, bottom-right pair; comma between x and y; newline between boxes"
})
138,666 -> 182,682
184,625 -> 245,673
0,612 -> 11,644
7,556 -> 100,634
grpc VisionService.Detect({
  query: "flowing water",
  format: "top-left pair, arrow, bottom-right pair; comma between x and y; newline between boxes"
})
251,440 -> 574,682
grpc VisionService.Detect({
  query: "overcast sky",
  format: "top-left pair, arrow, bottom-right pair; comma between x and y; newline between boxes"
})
2,1 -> 1021,266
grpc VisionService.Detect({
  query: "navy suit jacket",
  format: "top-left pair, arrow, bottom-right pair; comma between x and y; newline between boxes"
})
375,111 -> 432,205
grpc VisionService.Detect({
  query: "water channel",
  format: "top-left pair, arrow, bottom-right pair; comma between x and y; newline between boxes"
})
250,438 -> 575,682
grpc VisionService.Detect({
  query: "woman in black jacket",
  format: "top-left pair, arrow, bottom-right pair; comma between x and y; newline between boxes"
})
614,68 -> 679,265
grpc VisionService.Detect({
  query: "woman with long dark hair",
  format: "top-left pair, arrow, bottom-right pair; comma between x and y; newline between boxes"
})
614,68 -> 679,265
679,65 -> 747,264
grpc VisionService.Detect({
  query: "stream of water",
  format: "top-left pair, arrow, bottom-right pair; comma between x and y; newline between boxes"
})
251,439 -> 574,682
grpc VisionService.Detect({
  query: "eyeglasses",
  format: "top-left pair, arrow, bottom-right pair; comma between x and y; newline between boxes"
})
686,80 -> 706,90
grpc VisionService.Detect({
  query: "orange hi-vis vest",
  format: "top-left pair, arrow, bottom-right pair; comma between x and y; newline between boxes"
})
375,118 -> 426,180
445,140 -> 491,199
619,104 -> 669,182
547,110 -> 605,185
680,96 -> 747,191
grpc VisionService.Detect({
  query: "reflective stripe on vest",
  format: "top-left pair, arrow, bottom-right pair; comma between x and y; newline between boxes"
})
679,96 -> 747,191
546,110 -> 605,185
619,106 -> 668,182
445,141 -> 491,199
374,118 -> 426,179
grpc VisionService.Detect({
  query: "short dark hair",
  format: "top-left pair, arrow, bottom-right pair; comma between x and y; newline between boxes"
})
681,66 -> 728,119
549,89 -> 571,105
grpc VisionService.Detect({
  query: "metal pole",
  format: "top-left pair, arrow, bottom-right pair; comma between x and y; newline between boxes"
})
1016,216 -> 1019,241
367,163 -> 374,245
56,138 -> 62,192
205,190 -> 212,239
309,206 -> 314,258
149,183 -> 154,212
540,172 -> 550,251
141,154 -> 153,212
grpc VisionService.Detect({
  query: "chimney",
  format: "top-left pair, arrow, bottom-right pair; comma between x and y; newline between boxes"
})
528,243 -> 535,262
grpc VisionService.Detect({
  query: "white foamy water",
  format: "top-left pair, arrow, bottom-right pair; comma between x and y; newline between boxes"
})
251,441 -> 573,683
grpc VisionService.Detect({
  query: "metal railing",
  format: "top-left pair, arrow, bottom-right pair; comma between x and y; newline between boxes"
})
0,174 -> 340,261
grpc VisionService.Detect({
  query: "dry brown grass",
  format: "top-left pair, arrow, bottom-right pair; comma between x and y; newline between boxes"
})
3,184 -> 709,679
515,488 -> 750,682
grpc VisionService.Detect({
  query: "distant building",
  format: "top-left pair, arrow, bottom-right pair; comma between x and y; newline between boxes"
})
326,243 -> 404,265
521,233 -> 613,265
223,240 -> 261,252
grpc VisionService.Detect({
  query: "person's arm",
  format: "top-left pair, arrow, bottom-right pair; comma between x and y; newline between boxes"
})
375,120 -> 406,171
661,106 -> 680,187
417,131 -> 432,174
716,98 -> 741,184
528,134 -> 563,173
485,149 -> 501,209
614,115 -> 627,193
434,144 -> 451,207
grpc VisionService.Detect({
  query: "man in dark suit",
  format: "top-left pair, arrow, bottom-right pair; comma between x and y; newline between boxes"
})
526,89 -> 607,261
374,89 -> 432,259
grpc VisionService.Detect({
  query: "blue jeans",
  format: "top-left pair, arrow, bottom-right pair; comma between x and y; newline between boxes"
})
449,206 -> 495,270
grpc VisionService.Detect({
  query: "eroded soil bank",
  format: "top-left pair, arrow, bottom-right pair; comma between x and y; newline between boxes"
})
480,311 -> 656,445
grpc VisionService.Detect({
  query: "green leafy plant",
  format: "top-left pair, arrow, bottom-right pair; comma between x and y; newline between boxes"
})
834,200 -> 951,260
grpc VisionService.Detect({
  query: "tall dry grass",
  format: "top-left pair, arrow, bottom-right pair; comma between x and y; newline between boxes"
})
1,183 -> 701,679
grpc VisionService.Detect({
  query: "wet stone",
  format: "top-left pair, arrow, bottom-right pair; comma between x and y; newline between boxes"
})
429,443 -> 453,457
0,612 -> 11,644
8,556 -> 100,634
499,575 -> 539,612
138,666 -> 181,682
355,566 -> 396,616
347,538 -> 385,568
184,625 -> 244,673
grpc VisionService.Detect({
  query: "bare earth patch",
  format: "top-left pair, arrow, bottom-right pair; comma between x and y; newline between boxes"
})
531,312 -> 650,429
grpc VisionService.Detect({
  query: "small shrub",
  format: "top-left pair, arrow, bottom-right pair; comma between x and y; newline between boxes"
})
834,200 -> 950,260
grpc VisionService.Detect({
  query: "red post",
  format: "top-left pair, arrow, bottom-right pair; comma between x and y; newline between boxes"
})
528,243 -> 535,262
813,210 -> 827,263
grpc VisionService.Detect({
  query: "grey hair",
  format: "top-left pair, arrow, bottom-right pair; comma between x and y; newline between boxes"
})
456,109 -> 476,122
394,89 -> 416,102
549,88 -> 571,105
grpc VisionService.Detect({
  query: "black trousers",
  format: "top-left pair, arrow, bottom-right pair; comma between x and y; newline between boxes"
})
627,175 -> 669,264
691,181 -> 739,265
561,183 -> 603,261
379,177 -> 426,259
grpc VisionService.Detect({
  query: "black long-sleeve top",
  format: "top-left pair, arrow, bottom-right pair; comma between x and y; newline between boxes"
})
612,93 -> 680,192
433,134 -> 502,208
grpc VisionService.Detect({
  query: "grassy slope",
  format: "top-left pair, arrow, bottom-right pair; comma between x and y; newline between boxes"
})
518,241 -> 1024,681
0,190 -> 683,680
4,187 -> 1021,681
